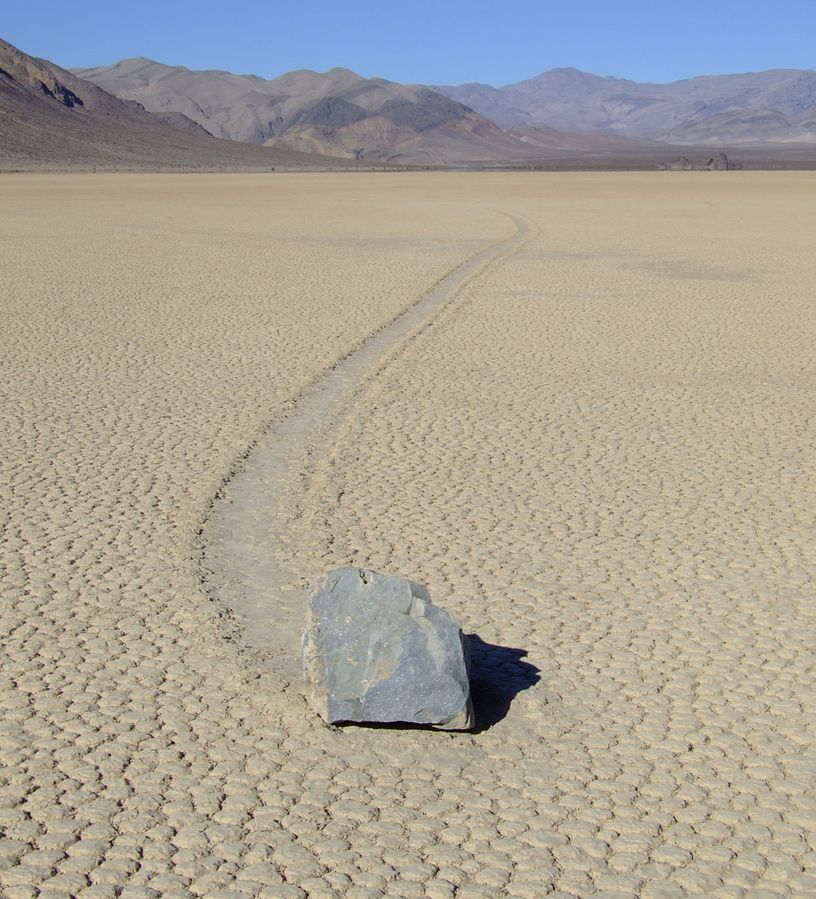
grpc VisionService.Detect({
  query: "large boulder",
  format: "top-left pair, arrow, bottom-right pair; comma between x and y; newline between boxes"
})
302,568 -> 474,730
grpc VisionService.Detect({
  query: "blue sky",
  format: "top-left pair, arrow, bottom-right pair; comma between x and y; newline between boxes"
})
4,1 -> 816,86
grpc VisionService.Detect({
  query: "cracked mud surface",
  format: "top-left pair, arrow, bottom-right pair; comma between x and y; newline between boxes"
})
2,172 -> 815,897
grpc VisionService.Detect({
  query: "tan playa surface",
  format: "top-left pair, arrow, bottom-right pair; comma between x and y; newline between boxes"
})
1,172 -> 815,897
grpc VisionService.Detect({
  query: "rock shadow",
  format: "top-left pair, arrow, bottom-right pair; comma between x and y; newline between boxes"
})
327,633 -> 540,734
467,634 -> 540,732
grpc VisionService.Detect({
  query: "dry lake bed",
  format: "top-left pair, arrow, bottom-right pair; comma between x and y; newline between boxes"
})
1,172 -> 815,897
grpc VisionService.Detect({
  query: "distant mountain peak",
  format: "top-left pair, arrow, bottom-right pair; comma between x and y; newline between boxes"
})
435,66 -> 816,143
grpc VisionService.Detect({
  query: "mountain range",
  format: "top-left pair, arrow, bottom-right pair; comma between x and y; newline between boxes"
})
2,32 -> 816,171
73,57 -> 542,164
433,67 -> 816,145
75,56 -> 816,162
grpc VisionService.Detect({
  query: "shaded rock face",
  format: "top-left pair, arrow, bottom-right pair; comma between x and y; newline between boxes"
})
302,569 -> 474,730
39,76 -> 83,108
380,91 -> 466,132
292,96 -> 368,129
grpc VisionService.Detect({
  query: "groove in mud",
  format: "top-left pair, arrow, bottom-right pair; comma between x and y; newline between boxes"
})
200,214 -> 533,683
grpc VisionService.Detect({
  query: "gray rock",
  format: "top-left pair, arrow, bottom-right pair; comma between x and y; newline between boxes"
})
302,568 -> 474,730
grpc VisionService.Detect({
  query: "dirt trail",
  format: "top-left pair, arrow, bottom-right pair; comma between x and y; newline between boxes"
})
201,212 -> 534,686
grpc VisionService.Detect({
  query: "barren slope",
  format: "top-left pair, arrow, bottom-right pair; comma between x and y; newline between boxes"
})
510,124 -> 669,154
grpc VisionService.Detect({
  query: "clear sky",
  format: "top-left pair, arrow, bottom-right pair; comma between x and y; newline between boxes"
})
4,1 -> 815,86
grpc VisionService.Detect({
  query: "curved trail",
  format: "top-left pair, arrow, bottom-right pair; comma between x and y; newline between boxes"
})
201,212 -> 534,684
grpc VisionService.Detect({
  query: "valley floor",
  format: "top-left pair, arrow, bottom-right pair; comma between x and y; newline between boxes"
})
1,172 -> 814,897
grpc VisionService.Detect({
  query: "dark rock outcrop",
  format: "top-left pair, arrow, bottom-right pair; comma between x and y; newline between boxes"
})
657,152 -> 742,171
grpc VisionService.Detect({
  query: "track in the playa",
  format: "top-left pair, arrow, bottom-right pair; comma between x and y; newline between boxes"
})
200,212 -> 534,688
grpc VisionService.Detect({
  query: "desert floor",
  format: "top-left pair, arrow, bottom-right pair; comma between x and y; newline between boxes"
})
1,172 -> 815,898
